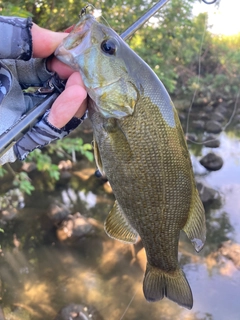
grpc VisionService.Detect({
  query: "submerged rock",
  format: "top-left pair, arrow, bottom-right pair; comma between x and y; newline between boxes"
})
203,135 -> 220,148
0,188 -> 25,221
56,212 -> 99,242
58,160 -> 73,170
196,182 -> 220,204
211,112 -> 225,123
219,240 -> 240,269
186,133 -> 198,143
55,303 -> 104,320
215,103 -> 228,115
198,111 -> 210,121
48,201 -> 71,223
199,153 -> 223,171
205,120 -> 222,134
21,161 -> 36,172
0,208 -> 18,221
192,120 -> 205,130
203,105 -> 214,113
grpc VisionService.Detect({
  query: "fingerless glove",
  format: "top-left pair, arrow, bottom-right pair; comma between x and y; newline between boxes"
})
13,110 -> 87,160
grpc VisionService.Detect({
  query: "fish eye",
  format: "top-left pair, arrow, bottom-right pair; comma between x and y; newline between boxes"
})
101,39 -> 117,55
95,169 -> 102,178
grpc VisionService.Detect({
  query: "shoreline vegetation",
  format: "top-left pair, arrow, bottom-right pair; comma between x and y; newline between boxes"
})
0,0 -> 239,191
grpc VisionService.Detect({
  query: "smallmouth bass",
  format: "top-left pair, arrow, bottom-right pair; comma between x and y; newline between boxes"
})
55,12 -> 206,309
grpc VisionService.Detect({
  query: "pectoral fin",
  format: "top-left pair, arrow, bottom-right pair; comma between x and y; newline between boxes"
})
104,201 -> 138,244
183,189 -> 206,252
93,138 -> 104,176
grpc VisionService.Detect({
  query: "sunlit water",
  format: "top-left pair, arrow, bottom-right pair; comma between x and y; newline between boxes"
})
187,132 -> 240,320
0,122 -> 239,320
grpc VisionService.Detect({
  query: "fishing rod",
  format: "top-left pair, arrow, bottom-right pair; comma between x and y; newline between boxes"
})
121,0 -> 170,40
0,0 -> 217,157
120,0 -> 218,40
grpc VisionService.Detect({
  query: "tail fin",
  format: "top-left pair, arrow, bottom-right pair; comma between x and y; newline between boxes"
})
143,263 -> 193,309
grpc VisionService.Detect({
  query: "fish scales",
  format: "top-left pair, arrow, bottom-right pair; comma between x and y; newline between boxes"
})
90,99 -> 191,268
55,12 -> 206,309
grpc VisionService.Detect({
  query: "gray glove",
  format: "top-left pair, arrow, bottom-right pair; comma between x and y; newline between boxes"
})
0,16 -> 86,165
0,58 -> 66,166
0,16 -> 32,60
13,110 -> 86,161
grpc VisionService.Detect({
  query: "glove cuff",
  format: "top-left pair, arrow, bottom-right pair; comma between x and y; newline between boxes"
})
14,110 -> 87,161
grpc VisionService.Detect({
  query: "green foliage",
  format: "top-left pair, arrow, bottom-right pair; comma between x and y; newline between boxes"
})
13,172 -> 35,195
183,31 -> 240,100
0,166 -> 7,177
0,138 -> 93,196
26,149 -> 61,180
130,0 -> 198,92
50,138 -> 94,162
0,2 -> 33,17
17,137 -> 94,194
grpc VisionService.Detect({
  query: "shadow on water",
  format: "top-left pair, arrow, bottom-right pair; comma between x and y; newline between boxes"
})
0,104 -> 239,320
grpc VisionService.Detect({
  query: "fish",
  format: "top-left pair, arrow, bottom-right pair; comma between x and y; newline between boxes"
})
55,12 -> 206,309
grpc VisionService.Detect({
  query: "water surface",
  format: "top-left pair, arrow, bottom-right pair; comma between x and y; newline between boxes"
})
0,119 -> 239,320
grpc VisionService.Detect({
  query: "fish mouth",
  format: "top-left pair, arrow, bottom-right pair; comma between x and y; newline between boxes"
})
54,15 -> 94,68
54,46 -> 79,70
55,36 -> 91,71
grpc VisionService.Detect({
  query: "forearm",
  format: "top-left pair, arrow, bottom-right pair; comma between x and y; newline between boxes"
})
0,16 -> 32,60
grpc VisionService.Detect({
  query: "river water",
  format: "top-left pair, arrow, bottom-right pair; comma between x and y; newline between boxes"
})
0,110 -> 239,320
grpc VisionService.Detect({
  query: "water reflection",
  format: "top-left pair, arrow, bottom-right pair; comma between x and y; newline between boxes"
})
0,119 -> 239,319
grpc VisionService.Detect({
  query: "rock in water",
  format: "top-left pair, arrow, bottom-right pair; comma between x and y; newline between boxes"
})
203,135 -> 220,148
205,120 -> 222,134
55,303 -> 103,320
200,153 -> 223,171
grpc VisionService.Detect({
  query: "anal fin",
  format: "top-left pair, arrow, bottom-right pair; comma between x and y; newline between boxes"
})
104,201 -> 138,244
183,188 -> 206,252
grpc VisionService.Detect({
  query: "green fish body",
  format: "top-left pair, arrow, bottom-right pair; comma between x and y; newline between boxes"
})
55,13 -> 206,309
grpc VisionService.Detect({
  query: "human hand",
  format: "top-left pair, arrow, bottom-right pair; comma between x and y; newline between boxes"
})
13,23 -> 88,162
0,18 -> 87,165
31,23 -> 87,129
